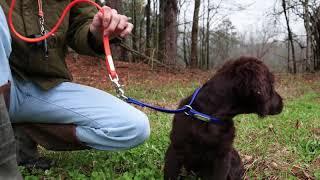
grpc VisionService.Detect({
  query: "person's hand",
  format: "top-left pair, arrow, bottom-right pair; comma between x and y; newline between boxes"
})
89,6 -> 133,40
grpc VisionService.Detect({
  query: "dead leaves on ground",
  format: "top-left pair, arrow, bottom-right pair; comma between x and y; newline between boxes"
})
242,154 -> 316,180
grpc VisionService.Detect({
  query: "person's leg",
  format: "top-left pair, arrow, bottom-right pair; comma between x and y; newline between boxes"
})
0,6 -> 12,87
0,94 -> 22,180
11,81 -> 150,151
0,5 -> 49,170
0,6 -> 22,179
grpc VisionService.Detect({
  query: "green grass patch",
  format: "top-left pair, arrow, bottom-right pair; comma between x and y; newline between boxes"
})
235,92 -> 320,178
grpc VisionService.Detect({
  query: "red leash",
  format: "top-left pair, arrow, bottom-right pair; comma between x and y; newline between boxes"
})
8,0 -> 125,98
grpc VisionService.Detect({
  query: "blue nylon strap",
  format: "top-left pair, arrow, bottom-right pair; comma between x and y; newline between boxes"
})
125,88 -> 224,124
126,88 -> 201,114
126,97 -> 189,114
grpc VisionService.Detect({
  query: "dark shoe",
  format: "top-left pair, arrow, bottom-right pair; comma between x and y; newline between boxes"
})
19,157 -> 55,170
14,123 -> 89,151
13,123 -> 90,170
13,125 -> 40,165
13,126 -> 54,170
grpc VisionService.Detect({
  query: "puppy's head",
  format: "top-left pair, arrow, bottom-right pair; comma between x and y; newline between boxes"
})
204,56 -> 283,117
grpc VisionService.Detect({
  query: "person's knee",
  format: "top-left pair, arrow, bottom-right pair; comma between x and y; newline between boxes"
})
130,110 -> 150,147
75,107 -> 150,150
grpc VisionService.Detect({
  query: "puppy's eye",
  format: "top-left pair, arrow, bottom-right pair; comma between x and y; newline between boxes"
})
257,91 -> 261,95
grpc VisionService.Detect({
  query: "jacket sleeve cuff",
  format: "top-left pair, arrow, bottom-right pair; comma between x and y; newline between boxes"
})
87,30 -> 105,55
76,24 -> 104,57
78,25 -> 124,57
87,31 -> 124,54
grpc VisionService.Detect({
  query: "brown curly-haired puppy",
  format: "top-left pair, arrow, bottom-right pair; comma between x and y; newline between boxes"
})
164,56 -> 283,180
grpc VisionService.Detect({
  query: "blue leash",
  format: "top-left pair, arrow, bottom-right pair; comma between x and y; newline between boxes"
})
125,88 -> 224,124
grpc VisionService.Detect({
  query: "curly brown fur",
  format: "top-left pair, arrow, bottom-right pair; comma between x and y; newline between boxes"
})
164,56 -> 283,180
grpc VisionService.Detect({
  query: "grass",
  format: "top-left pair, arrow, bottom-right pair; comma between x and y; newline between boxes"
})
21,73 -> 320,180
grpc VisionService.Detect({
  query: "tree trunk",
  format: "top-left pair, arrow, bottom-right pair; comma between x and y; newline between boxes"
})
190,0 -> 201,68
139,15 -> 144,52
302,0 -> 312,72
152,0 -> 159,57
310,6 -> 320,71
158,1 -> 165,62
131,0 -> 138,62
106,0 -> 122,12
183,11 -> 188,66
206,0 -> 210,69
282,0 -> 297,74
159,0 -> 178,65
145,0 -> 151,57
200,1 -> 206,69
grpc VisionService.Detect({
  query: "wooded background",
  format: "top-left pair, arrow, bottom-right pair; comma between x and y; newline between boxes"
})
103,0 -> 320,73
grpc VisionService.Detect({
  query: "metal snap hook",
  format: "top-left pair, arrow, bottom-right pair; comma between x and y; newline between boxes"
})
184,105 -> 193,116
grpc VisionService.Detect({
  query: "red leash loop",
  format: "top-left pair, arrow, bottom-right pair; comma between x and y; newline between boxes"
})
9,0 -> 101,42
38,0 -> 44,17
37,0 -> 44,17
8,0 -> 121,88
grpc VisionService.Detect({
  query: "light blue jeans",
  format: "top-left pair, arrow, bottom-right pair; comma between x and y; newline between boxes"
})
0,7 -> 150,151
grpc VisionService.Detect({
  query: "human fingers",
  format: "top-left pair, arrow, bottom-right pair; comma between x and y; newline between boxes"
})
120,22 -> 133,38
89,11 -> 103,37
103,9 -> 121,36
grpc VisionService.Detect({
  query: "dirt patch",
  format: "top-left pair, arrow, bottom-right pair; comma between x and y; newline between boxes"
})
312,157 -> 320,169
66,55 -> 212,90
312,128 -> 320,137
291,165 -> 315,180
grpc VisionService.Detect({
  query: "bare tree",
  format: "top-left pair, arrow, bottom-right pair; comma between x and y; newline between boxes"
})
145,0 -> 151,57
276,0 -> 320,72
253,24 -> 279,59
106,0 -> 122,11
182,9 -> 189,65
310,6 -> 320,70
159,0 -> 178,65
302,0 -> 312,71
132,0 -> 138,62
190,0 -> 201,68
205,0 -> 222,69
281,0 -> 297,73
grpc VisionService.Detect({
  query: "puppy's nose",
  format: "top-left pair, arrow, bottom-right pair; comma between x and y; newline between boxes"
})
269,93 -> 283,115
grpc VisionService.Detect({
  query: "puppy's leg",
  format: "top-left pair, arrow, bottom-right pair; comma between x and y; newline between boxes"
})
164,144 -> 182,180
199,154 -> 231,180
228,148 -> 244,180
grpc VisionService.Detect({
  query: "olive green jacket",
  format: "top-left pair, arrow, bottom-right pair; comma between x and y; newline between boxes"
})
0,0 -> 104,90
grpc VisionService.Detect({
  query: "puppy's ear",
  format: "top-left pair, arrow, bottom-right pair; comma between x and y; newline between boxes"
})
234,60 -> 271,114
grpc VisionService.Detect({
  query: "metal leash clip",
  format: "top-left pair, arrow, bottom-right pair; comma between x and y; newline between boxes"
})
39,16 -> 49,58
184,105 -> 193,116
109,75 -> 128,100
